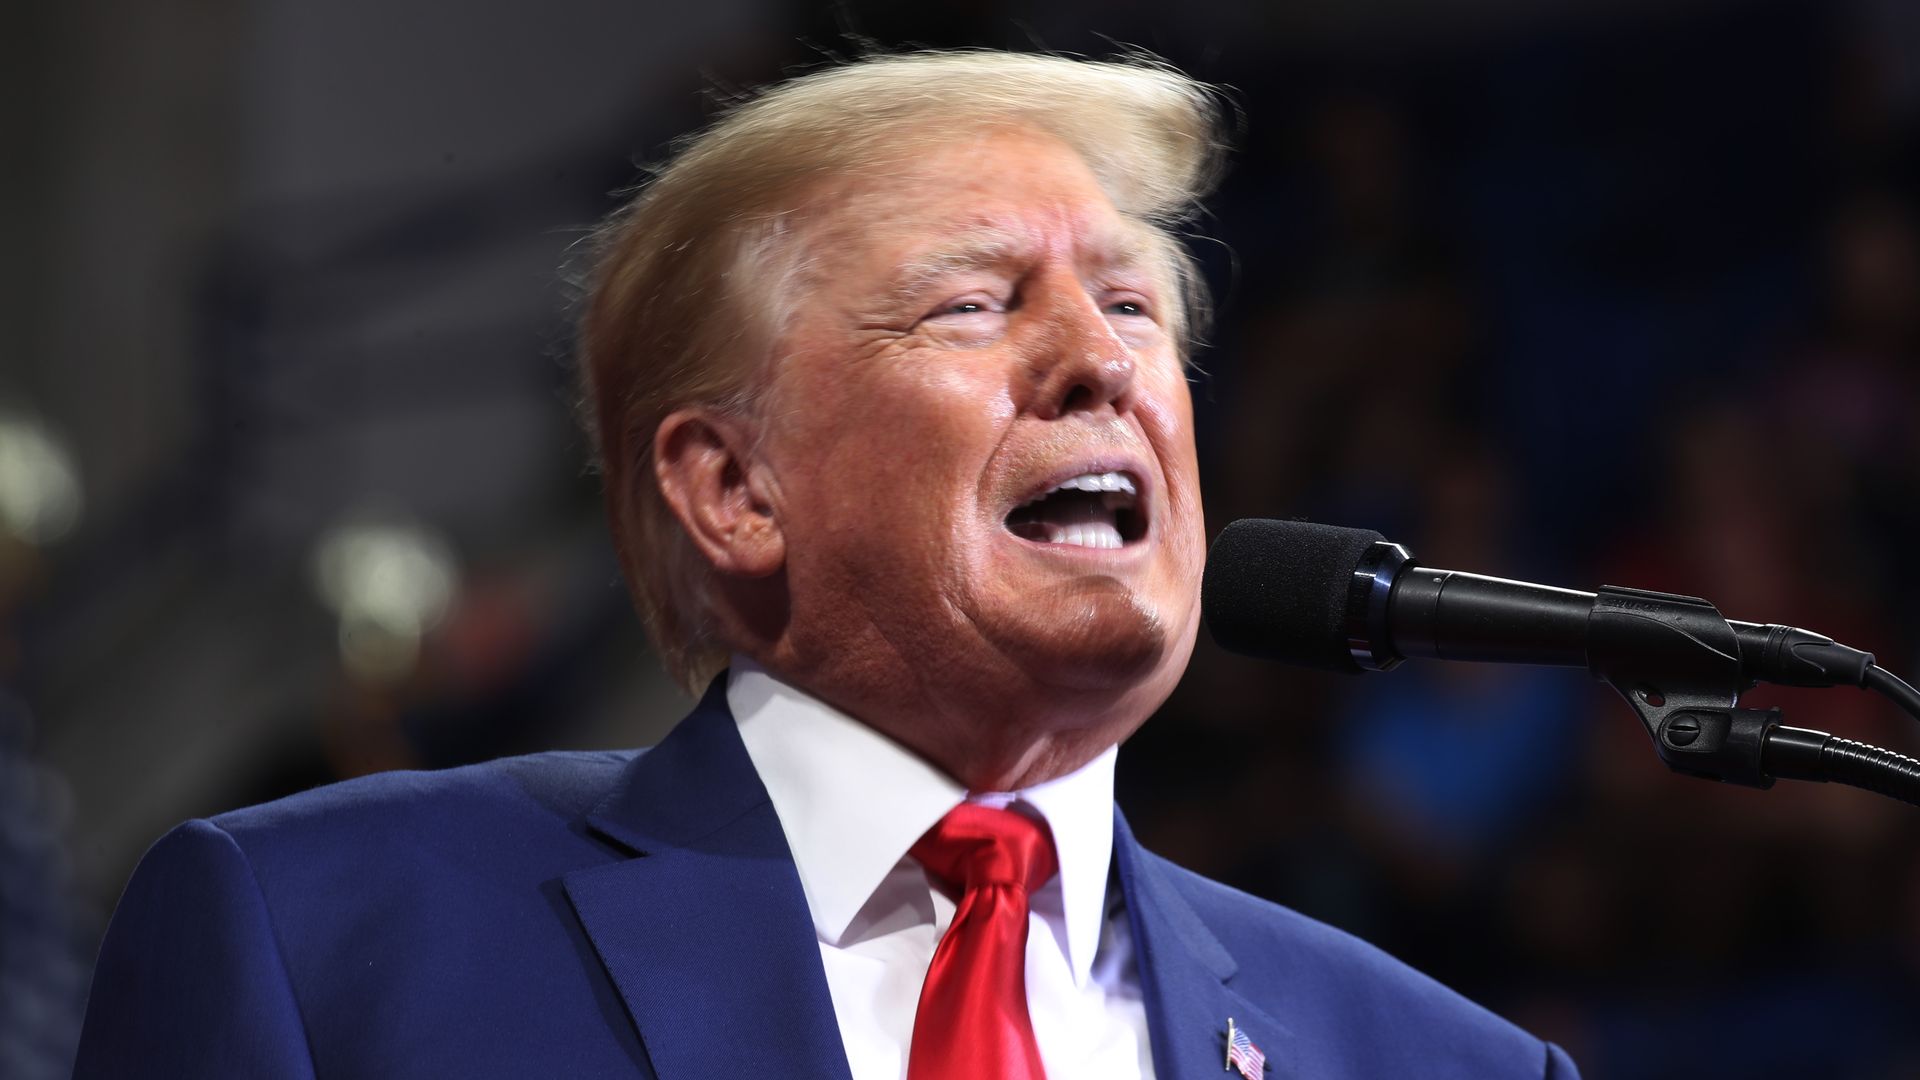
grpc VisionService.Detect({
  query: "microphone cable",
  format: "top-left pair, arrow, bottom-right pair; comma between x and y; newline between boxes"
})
1864,664 -> 1920,724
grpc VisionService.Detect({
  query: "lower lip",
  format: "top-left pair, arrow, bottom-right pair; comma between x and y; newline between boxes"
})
1000,526 -> 1154,564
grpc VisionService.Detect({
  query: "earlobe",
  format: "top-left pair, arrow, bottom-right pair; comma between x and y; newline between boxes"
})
653,409 -> 786,578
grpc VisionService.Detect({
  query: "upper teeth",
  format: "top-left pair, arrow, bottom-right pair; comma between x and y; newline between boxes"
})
1043,471 -> 1136,498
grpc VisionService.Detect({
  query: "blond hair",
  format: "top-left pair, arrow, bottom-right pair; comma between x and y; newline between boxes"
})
578,50 -> 1226,692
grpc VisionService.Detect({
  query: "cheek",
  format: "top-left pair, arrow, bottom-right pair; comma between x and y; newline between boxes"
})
859,356 -> 1018,479
774,357 -> 1014,532
1138,373 -> 1206,567
1138,372 -> 1200,488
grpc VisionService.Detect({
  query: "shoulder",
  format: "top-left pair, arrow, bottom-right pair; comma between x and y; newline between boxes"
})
208,748 -> 638,843
116,750 -> 648,990
82,751 -> 658,1075
182,749 -> 642,908
1140,851 -> 1574,1078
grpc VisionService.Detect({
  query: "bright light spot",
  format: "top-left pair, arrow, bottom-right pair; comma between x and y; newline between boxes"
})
311,520 -> 459,682
0,415 -> 83,545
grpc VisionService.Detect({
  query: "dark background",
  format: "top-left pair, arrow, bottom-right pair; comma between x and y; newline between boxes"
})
5,0 -> 1920,1076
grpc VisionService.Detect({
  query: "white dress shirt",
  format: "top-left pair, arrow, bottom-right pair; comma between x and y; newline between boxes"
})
728,658 -> 1155,1080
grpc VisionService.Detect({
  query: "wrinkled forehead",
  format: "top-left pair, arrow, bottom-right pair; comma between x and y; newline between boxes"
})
792,128 -> 1177,287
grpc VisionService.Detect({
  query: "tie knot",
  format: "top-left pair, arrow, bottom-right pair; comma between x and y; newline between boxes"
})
911,803 -> 1058,895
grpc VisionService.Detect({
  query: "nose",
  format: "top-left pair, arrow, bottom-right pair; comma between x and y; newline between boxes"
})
1023,278 -> 1137,420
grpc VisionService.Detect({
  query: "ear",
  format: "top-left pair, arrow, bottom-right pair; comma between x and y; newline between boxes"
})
652,408 -> 785,578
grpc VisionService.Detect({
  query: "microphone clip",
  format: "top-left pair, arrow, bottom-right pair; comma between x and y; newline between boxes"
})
1617,691 -> 1783,789
1589,585 -> 1779,788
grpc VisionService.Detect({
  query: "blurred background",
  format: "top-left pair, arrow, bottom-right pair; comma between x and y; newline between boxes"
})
5,0 -> 1919,1076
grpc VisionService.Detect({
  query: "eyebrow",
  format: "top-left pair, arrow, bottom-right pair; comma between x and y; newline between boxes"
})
889,234 -> 1027,301
878,223 -> 1164,310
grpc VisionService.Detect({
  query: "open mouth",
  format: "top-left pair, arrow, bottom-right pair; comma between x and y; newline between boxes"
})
1004,471 -> 1148,549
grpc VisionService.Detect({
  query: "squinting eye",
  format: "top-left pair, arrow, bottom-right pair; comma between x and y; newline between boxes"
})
929,297 -> 1001,319
1107,300 -> 1148,317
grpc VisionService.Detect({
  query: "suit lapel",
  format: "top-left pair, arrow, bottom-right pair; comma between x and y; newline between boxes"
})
564,680 -> 1292,1080
562,679 -> 853,1080
1114,811 -> 1296,1080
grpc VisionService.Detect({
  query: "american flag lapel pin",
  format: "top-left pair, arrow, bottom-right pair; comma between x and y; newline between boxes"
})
1224,1017 -> 1267,1079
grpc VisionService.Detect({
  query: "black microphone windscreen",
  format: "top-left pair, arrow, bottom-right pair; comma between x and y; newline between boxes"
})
1202,519 -> 1383,672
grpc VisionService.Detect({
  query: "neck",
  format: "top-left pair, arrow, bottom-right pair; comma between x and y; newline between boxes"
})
737,645 -> 1152,791
906,723 -> 1120,792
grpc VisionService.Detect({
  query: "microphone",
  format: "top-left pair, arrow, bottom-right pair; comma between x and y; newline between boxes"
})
1201,518 -> 1876,692
1202,518 -> 1920,806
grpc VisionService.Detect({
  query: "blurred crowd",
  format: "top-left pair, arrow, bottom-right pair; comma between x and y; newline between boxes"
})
6,0 -> 1920,1076
1135,3 -> 1920,1075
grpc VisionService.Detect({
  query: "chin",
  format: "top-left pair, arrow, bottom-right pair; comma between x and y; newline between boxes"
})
984,582 -> 1183,701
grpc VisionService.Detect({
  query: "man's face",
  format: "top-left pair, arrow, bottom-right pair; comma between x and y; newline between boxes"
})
756,128 -> 1205,733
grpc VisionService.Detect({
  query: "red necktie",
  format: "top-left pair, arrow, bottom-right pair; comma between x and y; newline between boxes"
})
907,804 -> 1058,1080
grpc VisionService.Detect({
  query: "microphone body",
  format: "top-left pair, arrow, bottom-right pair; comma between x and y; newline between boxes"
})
1371,562 -> 1593,669
1204,519 -> 1874,691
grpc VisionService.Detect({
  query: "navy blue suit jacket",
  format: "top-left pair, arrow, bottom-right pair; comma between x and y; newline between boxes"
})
75,679 -> 1578,1078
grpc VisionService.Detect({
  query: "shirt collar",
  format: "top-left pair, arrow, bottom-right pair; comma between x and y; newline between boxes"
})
727,656 -> 1117,986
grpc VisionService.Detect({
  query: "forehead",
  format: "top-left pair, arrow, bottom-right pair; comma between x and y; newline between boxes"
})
800,129 -> 1163,279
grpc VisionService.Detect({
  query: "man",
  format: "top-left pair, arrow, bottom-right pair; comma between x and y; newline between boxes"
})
74,52 -> 1578,1078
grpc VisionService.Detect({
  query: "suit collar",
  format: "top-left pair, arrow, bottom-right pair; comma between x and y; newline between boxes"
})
564,677 -> 854,1080
1114,809 -> 1297,1079
578,675 -> 768,854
